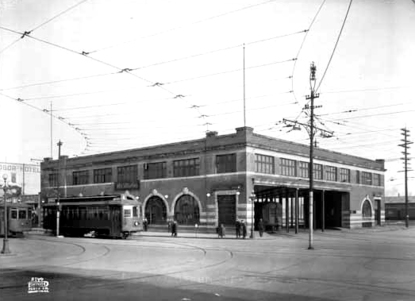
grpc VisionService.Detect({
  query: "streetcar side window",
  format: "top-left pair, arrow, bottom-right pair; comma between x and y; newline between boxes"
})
124,209 -> 132,218
19,210 -> 27,219
11,209 -> 17,219
133,206 -> 138,217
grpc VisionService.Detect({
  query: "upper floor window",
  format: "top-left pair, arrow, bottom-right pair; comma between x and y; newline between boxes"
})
117,165 -> 138,183
173,158 -> 200,177
73,170 -> 89,185
49,173 -> 58,187
144,162 -> 167,179
255,154 -> 274,174
373,173 -> 381,186
356,170 -> 361,184
340,168 -> 350,183
313,164 -> 323,180
325,166 -> 337,181
362,172 -> 372,185
93,168 -> 112,183
280,158 -> 296,177
216,154 -> 236,173
299,162 -> 309,178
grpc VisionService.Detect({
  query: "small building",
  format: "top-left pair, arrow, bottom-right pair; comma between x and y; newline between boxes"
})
40,127 -> 385,231
384,196 -> 415,220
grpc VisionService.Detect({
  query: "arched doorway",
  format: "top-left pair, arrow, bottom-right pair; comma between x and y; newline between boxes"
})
362,199 -> 372,227
362,199 -> 372,218
145,196 -> 167,224
174,194 -> 200,225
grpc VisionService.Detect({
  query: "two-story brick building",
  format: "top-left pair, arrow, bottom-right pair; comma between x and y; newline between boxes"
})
40,127 -> 385,232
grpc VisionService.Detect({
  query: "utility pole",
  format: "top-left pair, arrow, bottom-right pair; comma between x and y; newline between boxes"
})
282,62 -> 333,250
399,128 -> 413,228
56,140 -> 63,237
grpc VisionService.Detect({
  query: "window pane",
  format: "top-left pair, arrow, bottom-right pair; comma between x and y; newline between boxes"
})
216,154 -> 236,173
280,158 -> 296,176
173,158 -> 200,177
255,154 -> 274,174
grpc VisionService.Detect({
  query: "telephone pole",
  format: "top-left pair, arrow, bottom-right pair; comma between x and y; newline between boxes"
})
56,140 -> 63,237
399,128 -> 413,228
283,62 -> 333,250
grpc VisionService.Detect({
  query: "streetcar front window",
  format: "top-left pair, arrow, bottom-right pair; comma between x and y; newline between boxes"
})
19,210 -> 27,219
133,206 -> 138,217
124,209 -> 132,218
11,210 -> 17,219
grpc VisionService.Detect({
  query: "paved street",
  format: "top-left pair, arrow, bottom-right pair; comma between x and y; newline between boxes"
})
1,225 -> 415,301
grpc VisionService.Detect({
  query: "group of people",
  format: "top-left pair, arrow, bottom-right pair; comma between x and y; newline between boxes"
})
235,219 -> 247,239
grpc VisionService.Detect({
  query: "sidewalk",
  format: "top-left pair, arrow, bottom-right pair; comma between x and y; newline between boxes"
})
133,230 -> 277,240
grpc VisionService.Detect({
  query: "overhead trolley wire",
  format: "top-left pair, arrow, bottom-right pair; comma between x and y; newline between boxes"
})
0,0 -> 89,56
163,58 -> 296,85
290,0 -> 326,106
29,0 -> 89,33
88,0 -> 279,54
131,30 -> 306,71
0,71 -> 117,91
316,0 -> 353,92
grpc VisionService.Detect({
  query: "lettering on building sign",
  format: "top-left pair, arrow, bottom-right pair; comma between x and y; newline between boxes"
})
0,164 -> 40,173
115,182 -> 140,190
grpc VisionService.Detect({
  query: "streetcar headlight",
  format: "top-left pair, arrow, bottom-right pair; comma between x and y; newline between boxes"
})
134,221 -> 139,226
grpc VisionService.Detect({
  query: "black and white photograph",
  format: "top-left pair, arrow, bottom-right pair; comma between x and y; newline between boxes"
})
1,0 -> 415,300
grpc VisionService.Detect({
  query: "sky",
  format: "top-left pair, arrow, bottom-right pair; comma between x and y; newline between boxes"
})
0,0 -> 414,196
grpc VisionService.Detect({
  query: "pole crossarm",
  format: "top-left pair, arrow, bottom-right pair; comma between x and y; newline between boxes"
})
282,118 -> 334,138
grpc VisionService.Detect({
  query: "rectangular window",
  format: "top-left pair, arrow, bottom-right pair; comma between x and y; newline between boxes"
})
313,164 -> 323,180
144,162 -> 167,179
362,172 -> 372,185
124,209 -> 132,218
298,162 -> 309,178
356,170 -> 361,184
255,154 -> 274,174
340,168 -> 350,183
173,158 -> 200,177
72,170 -> 89,185
18,210 -> 27,219
373,174 -> 381,186
93,168 -> 113,183
280,158 -> 296,176
325,166 -> 337,181
48,173 -> 58,187
117,165 -> 138,183
216,154 -> 236,173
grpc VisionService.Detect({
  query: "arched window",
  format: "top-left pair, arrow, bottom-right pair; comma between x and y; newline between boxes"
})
174,194 -> 200,225
362,199 -> 372,219
145,196 -> 167,224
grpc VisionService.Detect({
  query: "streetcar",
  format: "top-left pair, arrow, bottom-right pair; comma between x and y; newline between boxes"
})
0,202 -> 32,236
42,193 -> 143,239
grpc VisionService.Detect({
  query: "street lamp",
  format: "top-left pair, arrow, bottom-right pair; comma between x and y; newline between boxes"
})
250,191 -> 256,239
1,174 -> 11,254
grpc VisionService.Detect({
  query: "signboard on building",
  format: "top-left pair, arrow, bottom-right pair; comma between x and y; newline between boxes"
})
0,162 -> 40,195
115,181 -> 140,191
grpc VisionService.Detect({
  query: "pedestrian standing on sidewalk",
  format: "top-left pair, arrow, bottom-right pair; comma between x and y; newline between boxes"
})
241,220 -> 247,239
218,224 -> 226,238
235,219 -> 241,238
173,220 -> 178,237
143,218 -> 148,232
258,218 -> 264,237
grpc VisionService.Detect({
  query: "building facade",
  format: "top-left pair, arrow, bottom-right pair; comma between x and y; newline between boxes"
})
384,196 -> 415,220
40,127 -> 386,231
